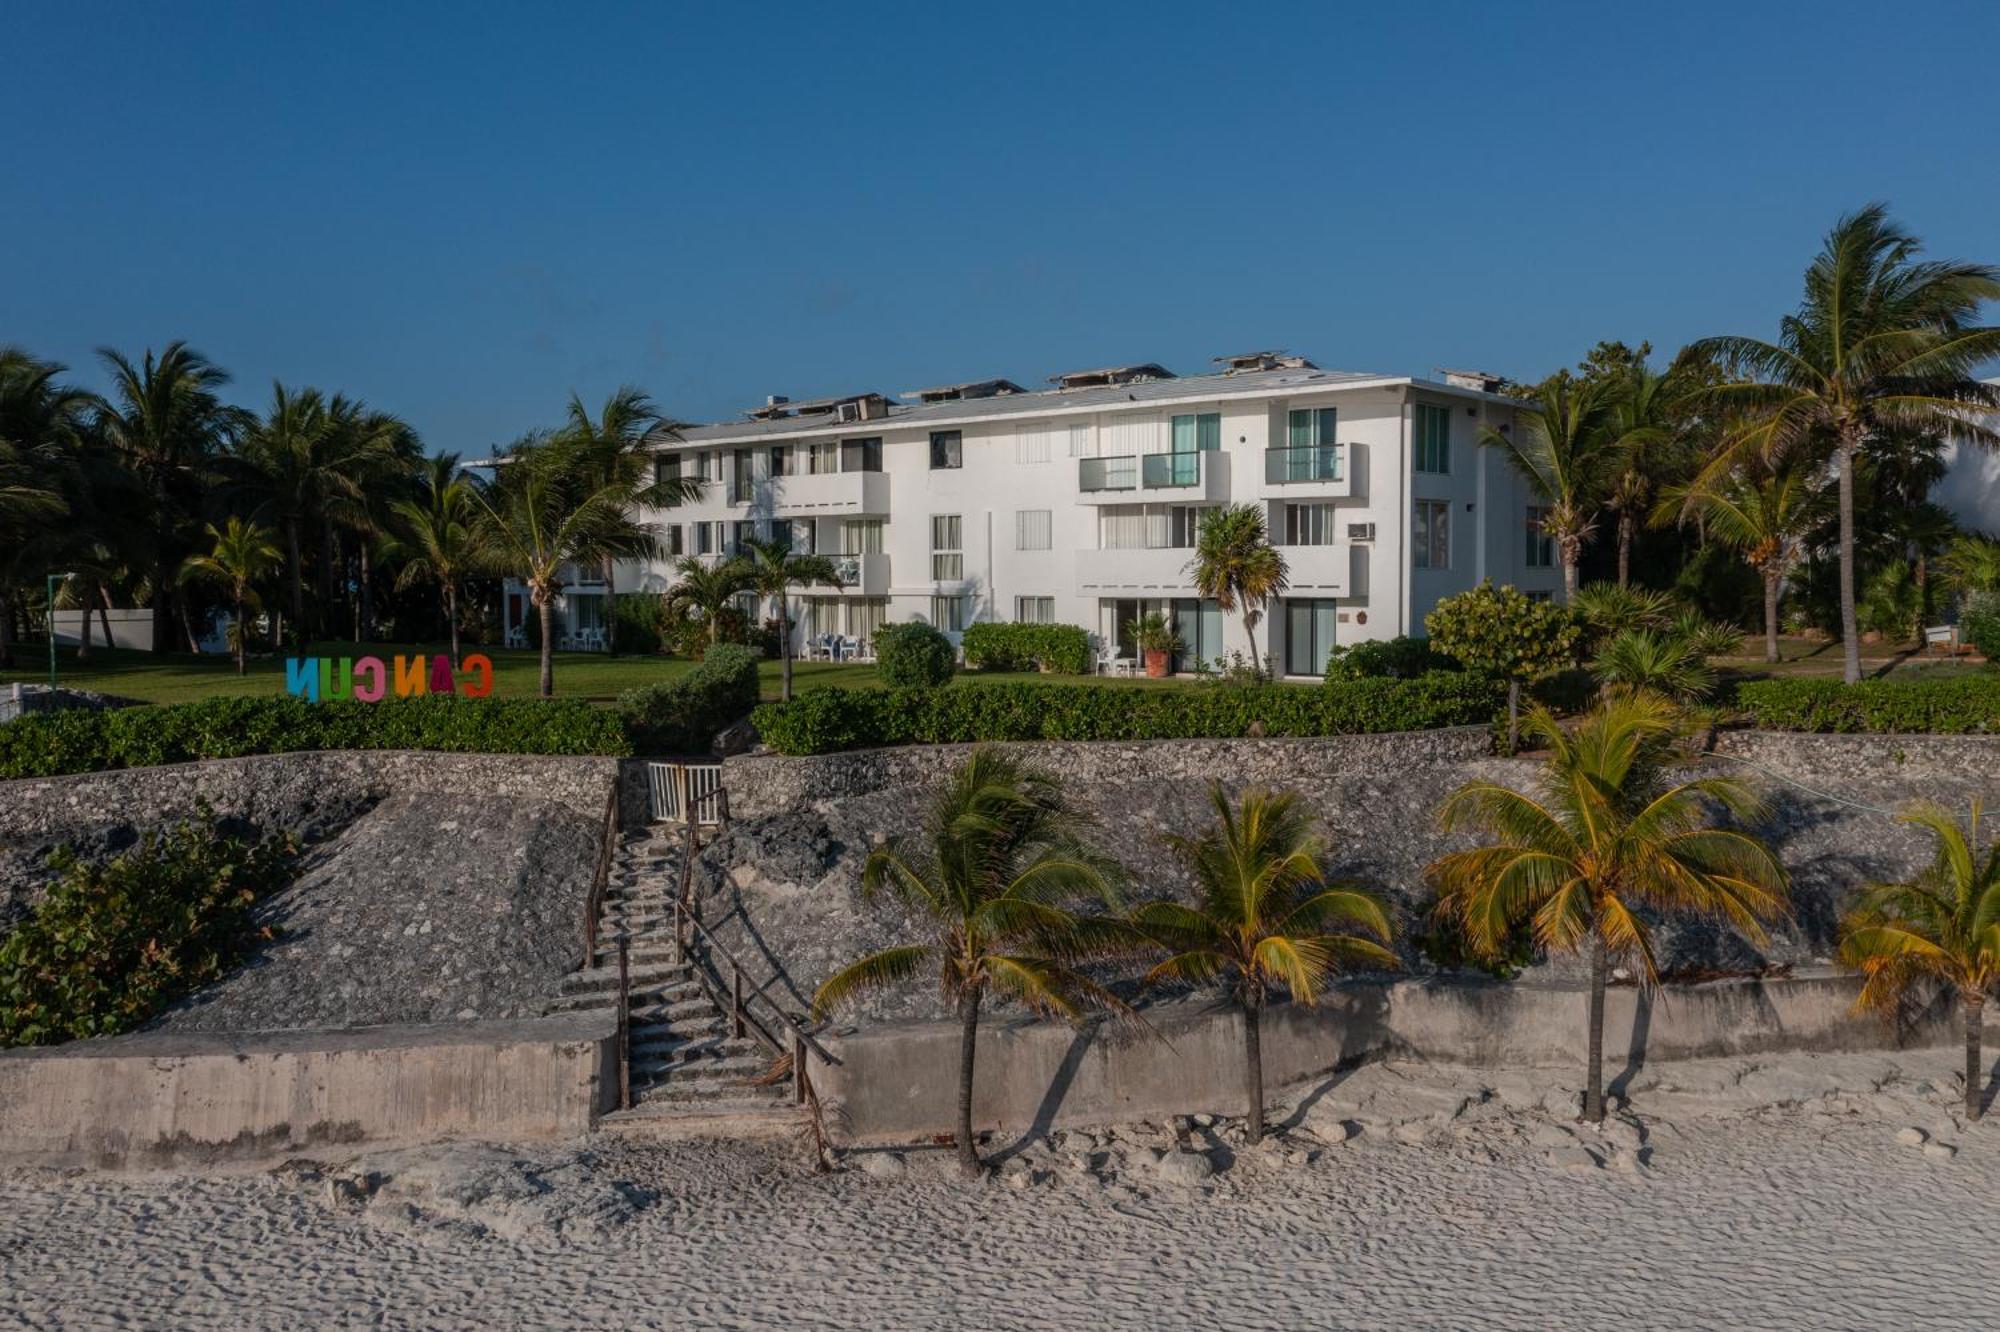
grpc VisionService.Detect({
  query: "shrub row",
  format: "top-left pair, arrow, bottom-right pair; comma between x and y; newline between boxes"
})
752,675 -> 1505,755
874,622 -> 957,688
0,695 -> 631,779
617,643 -> 761,754
1734,675 -> 2000,733
960,622 -> 1094,675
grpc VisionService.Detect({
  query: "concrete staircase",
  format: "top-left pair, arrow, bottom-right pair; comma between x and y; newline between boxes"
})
554,827 -> 796,1138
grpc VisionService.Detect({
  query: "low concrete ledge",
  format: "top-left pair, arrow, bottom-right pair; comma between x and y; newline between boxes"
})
0,1013 -> 615,1169
815,972 -> 1985,1145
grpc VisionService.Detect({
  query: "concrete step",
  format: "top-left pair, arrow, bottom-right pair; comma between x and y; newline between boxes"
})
629,1017 -> 732,1049
596,1097 -> 797,1142
632,1050 -> 770,1083
558,961 -> 691,996
634,1071 -> 784,1103
630,1033 -> 764,1066
548,983 -> 705,1016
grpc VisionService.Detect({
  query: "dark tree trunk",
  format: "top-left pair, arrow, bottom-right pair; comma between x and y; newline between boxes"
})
0,597 -> 15,669
318,526 -> 338,639
1583,935 -> 1608,1123
77,600 -> 93,663
956,984 -> 983,1175
233,591 -> 247,674
1242,989 -> 1267,1144
179,596 -> 200,653
286,520 -> 305,648
1617,514 -> 1633,588
1243,611 -> 1261,679
538,597 -> 555,698
602,556 -> 618,654
1505,679 -> 1522,756
446,582 -> 461,665
1563,557 -> 1581,601
778,589 -> 794,701
1763,571 -> 1782,664
1967,994 -> 1986,1123
359,542 -> 374,643
1837,435 -> 1861,685
152,562 -> 173,656
98,591 -> 113,654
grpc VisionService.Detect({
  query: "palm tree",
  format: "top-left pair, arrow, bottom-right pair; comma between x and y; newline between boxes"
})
737,537 -> 845,700
1429,693 -> 1789,1122
1692,204 -> 2000,684
664,555 -> 751,648
811,749 -> 1127,1175
1591,630 -> 1716,703
1602,368 -> 1680,588
471,440 -> 635,697
1839,802 -> 2000,1121
178,518 -> 281,673
94,342 -> 244,654
0,349 -> 85,668
1481,376 -> 1626,599
391,454 -> 490,662
1187,504 -> 1288,676
1134,786 -> 1396,1144
1670,457 -> 1831,663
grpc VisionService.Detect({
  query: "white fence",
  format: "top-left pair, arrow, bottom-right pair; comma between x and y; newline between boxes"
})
647,761 -> 725,826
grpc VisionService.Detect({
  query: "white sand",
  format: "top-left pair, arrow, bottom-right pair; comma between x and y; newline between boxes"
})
3,1048 -> 1996,1330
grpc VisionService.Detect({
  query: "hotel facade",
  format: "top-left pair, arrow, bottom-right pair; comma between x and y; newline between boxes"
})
505,354 -> 1564,677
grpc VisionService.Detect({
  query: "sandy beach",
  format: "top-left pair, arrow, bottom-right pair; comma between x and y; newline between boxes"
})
2,1048 -> 1995,1330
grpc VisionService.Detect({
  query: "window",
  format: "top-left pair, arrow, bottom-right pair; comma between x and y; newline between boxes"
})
1170,505 -> 1203,548
848,598 -> 887,643
694,521 -> 717,556
730,519 -> 757,553
1415,403 -> 1451,474
654,454 -> 682,489
1172,597 -> 1224,670
786,519 -> 813,554
807,440 -> 840,474
841,519 -> 883,555
930,514 -> 963,580
1170,412 -> 1222,453
1413,499 -> 1451,570
1525,505 -> 1554,569
1288,408 -> 1338,449
1016,424 -> 1053,465
663,524 -> 685,557
929,430 -> 963,470
930,595 -> 968,632
695,451 -> 718,482
1100,504 -> 1202,550
1067,422 -> 1093,458
1016,596 -> 1055,624
1015,509 -> 1052,551
1284,599 -> 1340,677
840,437 -> 882,473
1282,502 -> 1338,546
1273,408 -> 1341,482
729,448 -> 755,501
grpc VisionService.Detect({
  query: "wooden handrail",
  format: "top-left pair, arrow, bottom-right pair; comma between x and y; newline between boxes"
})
616,935 -> 631,1111
581,779 -> 620,968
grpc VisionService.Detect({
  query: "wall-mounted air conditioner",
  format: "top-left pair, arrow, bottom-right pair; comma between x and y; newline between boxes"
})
1346,522 -> 1376,542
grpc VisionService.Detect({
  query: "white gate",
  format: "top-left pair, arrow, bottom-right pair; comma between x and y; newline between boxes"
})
647,761 -> 725,826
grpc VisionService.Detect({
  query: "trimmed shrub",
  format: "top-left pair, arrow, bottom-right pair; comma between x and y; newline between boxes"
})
0,695 -> 631,779
0,809 -> 299,1046
875,622 -> 956,688
1961,593 -> 2000,662
1323,636 -> 1455,682
1735,676 -> 2000,733
751,674 -> 1503,755
610,594 -> 668,656
960,622 -> 1093,675
617,643 -> 761,754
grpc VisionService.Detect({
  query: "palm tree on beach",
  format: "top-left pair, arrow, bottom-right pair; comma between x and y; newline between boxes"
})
1667,456 -> 1830,664
1481,376 -> 1625,599
737,536 -> 844,700
811,749 -> 1128,1175
664,555 -> 752,648
391,454 -> 490,663
178,517 -> 282,674
1428,693 -> 1789,1123
1187,504 -> 1288,676
1838,802 -> 2000,1121
1134,786 -> 1396,1144
1691,204 -> 2000,684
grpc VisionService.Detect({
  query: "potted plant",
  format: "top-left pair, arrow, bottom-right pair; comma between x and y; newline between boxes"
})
1127,612 -> 1183,678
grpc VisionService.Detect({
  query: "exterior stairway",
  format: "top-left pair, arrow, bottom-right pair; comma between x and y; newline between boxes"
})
551,826 -> 796,1138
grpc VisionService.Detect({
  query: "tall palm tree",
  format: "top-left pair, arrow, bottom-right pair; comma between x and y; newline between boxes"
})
1602,368 -> 1681,588
1668,457 -> 1830,663
1481,376 -> 1626,598
1135,786 -> 1396,1144
472,440 -> 636,696
93,342 -> 243,654
1187,504 -> 1288,676
663,555 -> 751,648
1429,693 -> 1789,1122
1839,802 -> 2000,1122
737,536 -> 844,699
1692,204 -> 2000,684
178,518 -> 281,673
391,454 -> 490,662
811,749 -> 1128,1175
0,349 -> 85,669
337,403 -> 423,642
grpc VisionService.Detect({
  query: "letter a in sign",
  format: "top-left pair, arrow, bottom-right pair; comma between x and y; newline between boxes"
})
427,654 -> 457,695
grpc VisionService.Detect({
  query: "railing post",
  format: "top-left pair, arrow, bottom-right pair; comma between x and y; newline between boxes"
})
616,935 -> 631,1112
792,1028 -> 807,1105
732,967 -> 746,1040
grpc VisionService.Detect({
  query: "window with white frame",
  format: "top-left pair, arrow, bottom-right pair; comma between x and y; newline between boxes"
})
693,521 -> 717,556
1100,504 -> 1202,550
1413,499 -> 1451,569
930,594 -> 968,632
1015,509 -> 1052,551
1015,596 -> 1055,624
663,524 -> 685,556
841,519 -> 883,555
1016,423 -> 1053,464
929,430 -> 963,469
1525,505 -> 1555,569
1282,502 -> 1338,546
1415,403 -> 1452,474
1067,422 -> 1094,457
654,454 -> 681,489
930,514 -> 963,580
808,440 -> 839,474
1170,505 -> 1203,548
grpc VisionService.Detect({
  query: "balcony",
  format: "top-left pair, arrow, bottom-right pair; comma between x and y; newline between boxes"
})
1077,450 -> 1231,503
1276,542 -> 1354,596
1074,546 -> 1198,594
827,552 -> 890,596
729,469 -> 890,516
1264,444 -> 1348,487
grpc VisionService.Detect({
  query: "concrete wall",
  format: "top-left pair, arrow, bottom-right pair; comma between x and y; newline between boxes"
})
815,971 -> 1986,1144
0,1014 -> 615,1169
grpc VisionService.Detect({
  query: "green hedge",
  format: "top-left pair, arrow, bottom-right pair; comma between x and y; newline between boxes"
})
617,643 -> 761,754
752,675 -> 1504,755
960,622 -> 1094,675
1962,594 -> 2000,662
1323,636 -> 1457,682
1734,675 -> 2000,733
875,622 -> 956,688
0,695 -> 631,779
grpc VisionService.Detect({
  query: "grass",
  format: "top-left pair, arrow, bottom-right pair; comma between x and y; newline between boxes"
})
1710,634 -> 1986,682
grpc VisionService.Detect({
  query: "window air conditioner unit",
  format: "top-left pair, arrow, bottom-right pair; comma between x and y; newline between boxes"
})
837,401 -> 862,423
1346,522 -> 1376,543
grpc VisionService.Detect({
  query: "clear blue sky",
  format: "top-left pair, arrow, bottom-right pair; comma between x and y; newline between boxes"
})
6,0 -> 1998,456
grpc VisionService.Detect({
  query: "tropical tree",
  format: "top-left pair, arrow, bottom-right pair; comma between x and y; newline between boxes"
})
1692,204 -> 2000,683
1482,376 -> 1626,597
1591,630 -> 1716,703
0,349 -> 87,668
737,536 -> 845,700
1669,457 -> 1830,663
1424,581 -> 1581,754
178,518 -> 282,673
1429,693 -> 1789,1122
1602,368 -> 1680,588
1134,786 -> 1396,1144
1838,802 -> 2000,1121
390,454 -> 490,662
1187,504 -> 1288,676
811,749 -> 1128,1175
663,555 -> 751,648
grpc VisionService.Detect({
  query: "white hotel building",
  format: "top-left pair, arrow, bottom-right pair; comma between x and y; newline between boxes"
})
510,353 -> 1564,677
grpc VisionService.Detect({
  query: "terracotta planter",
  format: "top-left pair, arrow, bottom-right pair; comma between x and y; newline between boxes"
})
1144,650 -> 1170,678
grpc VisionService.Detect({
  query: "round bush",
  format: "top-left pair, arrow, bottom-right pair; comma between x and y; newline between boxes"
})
1961,593 -> 2000,663
874,622 -> 957,688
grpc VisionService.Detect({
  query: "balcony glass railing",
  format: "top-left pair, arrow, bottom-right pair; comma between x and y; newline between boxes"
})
1265,444 -> 1343,484
1141,451 -> 1201,487
1078,456 -> 1138,492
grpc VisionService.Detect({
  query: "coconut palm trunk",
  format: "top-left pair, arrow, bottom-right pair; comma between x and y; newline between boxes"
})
777,588 -> 795,700
602,554 -> 619,654
77,604 -> 93,663
1967,994 -> 1987,1122
537,595 -> 555,697
446,581 -> 461,664
1242,987 -> 1266,1143
1762,570 -> 1783,664
232,590 -> 247,674
1584,934 -> 1608,1123
956,984 -> 983,1174
1617,514 -> 1633,588
1504,679 -> 1523,757
286,519 -> 305,645
1836,434 -> 1862,684
1242,612 -> 1261,676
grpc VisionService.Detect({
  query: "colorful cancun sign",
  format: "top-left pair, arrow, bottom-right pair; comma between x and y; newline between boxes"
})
284,654 -> 494,702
